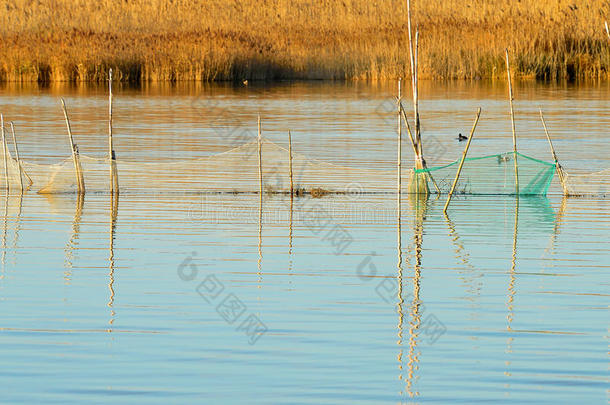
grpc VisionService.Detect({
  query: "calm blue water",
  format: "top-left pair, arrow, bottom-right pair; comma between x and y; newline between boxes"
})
0,82 -> 608,404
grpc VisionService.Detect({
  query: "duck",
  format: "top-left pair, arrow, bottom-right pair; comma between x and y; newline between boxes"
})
457,133 -> 468,142
497,154 -> 511,164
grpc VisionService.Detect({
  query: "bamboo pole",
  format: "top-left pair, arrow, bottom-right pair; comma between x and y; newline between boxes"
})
288,130 -> 293,195
399,103 -> 418,156
108,68 -> 118,194
443,108 -> 482,213
402,100 -> 442,194
61,99 -> 85,194
505,49 -> 519,195
406,0 -> 422,167
397,78 -> 402,196
539,109 -> 568,195
8,123 -> 32,187
1,115 -> 8,191
401,104 -> 439,195
406,0 -> 429,195
257,115 -> 262,196
414,30 -> 423,163
406,0 -> 416,109
9,123 -> 23,192
605,21 -> 609,40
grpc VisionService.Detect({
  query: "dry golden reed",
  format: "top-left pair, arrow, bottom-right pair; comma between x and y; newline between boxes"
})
1,0 -> 609,82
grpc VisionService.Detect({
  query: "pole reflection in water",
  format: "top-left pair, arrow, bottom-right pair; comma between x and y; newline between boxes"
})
405,194 -> 428,399
396,184 -> 405,392
288,194 -> 293,288
444,210 -> 481,301
108,192 -> 119,331
11,193 -> 23,257
0,191 -> 22,279
1,192 -> 8,277
257,192 -> 263,289
504,196 -> 519,384
64,194 -> 84,283
542,196 -> 566,264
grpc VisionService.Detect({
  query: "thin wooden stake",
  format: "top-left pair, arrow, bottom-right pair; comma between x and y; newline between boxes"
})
605,21 -> 610,40
443,108 -> 481,213
505,49 -> 519,194
258,115 -> 262,196
9,123 -> 23,192
539,109 -> 568,195
1,115 -> 8,191
61,99 -> 85,194
288,130 -> 293,195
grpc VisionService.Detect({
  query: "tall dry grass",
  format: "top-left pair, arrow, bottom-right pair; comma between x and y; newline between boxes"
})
0,0 -> 609,82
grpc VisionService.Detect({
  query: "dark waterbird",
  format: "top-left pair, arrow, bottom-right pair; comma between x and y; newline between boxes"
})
457,133 -> 468,142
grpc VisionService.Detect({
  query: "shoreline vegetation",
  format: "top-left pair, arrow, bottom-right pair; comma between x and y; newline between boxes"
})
1,0 -> 609,83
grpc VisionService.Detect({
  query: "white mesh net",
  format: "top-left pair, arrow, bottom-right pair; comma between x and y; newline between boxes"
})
12,139 -> 401,195
562,168 -> 610,197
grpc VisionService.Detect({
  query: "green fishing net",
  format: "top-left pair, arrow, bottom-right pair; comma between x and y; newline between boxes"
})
415,152 -> 556,196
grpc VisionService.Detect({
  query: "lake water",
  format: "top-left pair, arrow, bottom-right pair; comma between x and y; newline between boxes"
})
0,81 -> 608,404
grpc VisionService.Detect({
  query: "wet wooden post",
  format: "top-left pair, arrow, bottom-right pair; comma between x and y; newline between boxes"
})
1,115 -> 8,191
444,108 -> 481,213
9,122 -> 24,192
505,49 -> 519,194
61,99 -> 85,194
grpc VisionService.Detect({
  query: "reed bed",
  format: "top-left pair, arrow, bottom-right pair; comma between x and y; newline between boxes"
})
1,0 -> 609,82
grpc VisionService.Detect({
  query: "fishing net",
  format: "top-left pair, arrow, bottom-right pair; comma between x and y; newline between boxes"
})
5,139 -> 399,195
562,168 -> 610,197
416,152 -> 556,196
0,138 -> 606,196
